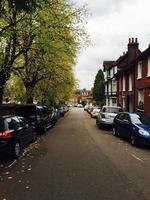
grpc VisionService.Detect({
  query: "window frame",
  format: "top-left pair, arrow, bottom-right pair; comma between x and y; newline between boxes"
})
137,61 -> 142,79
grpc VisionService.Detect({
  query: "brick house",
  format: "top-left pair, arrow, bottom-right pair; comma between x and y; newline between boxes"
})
133,46 -> 150,113
115,38 -> 141,112
103,61 -> 117,106
103,38 -> 150,113
68,89 -> 92,105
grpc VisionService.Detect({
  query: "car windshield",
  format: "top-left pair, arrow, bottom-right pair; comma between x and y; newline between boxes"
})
130,113 -> 150,125
0,119 -> 4,131
104,107 -> 122,113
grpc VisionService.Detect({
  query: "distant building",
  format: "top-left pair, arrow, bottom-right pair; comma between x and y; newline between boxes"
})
68,89 -> 93,105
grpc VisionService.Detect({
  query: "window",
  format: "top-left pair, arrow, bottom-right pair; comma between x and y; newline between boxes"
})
18,117 -> 28,127
123,76 -> 125,91
112,80 -> 117,92
137,61 -> 142,79
138,90 -> 144,110
6,117 -> 20,130
129,74 -> 132,91
138,90 -> 144,103
114,66 -> 117,74
105,84 -> 107,93
147,57 -> 150,76
110,68 -> 113,78
119,78 -> 122,91
108,82 -> 111,92
112,98 -> 117,105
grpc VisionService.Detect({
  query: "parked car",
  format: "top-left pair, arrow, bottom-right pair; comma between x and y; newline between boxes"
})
96,106 -> 123,128
91,108 -> 101,118
58,106 -> 65,117
0,104 -> 55,134
0,115 -> 37,158
84,105 -> 89,111
113,112 -> 150,146
77,104 -> 83,108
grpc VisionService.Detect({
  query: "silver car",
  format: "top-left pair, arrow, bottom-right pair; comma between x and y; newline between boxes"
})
91,108 -> 101,118
96,106 -> 123,128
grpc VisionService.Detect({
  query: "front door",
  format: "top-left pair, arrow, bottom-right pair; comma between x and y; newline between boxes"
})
127,95 -> 133,112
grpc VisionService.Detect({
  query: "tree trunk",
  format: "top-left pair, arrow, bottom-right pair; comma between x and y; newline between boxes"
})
25,85 -> 34,104
0,86 -> 4,105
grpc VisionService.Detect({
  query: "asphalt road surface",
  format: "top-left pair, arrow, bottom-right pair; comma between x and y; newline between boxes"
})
0,108 -> 150,200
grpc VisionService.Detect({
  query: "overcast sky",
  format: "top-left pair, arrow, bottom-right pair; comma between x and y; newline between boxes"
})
74,0 -> 150,90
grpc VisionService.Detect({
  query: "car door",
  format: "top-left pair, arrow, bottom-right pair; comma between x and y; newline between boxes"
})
115,113 -> 126,137
118,113 -> 131,138
17,116 -> 33,145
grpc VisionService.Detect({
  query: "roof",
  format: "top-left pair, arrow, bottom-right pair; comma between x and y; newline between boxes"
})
103,61 -> 116,71
133,46 -> 150,64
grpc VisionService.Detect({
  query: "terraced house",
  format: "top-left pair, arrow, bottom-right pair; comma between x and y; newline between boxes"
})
103,38 -> 150,113
103,61 -> 117,106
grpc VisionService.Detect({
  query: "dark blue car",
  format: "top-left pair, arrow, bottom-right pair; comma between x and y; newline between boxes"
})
113,112 -> 150,146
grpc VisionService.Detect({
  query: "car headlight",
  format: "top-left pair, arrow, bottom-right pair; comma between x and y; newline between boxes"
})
138,129 -> 150,136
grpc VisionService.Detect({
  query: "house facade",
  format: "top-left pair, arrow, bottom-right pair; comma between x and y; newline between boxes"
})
115,38 -> 141,111
103,37 -> 150,113
133,47 -> 150,113
103,61 -> 117,106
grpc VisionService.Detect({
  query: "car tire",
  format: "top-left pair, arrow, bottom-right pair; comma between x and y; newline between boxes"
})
130,134 -> 137,146
42,125 -> 47,134
96,120 -> 100,127
12,141 -> 21,158
32,132 -> 37,142
112,127 -> 118,136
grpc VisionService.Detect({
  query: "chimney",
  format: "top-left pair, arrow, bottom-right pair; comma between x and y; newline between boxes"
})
129,38 -> 131,44
128,37 -> 139,60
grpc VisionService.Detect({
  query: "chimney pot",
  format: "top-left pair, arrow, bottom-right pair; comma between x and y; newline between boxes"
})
132,38 -> 134,43
135,38 -> 138,43
129,38 -> 131,43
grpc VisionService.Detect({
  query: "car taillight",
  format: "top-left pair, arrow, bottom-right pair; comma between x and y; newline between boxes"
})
0,130 -> 12,138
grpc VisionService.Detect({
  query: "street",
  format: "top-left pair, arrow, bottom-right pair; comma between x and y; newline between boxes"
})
0,108 -> 150,200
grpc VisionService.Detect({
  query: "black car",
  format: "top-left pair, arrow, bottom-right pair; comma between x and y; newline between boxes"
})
0,104 -> 55,134
0,115 -> 37,158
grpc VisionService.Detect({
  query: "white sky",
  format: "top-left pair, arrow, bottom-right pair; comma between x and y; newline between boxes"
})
74,0 -> 150,89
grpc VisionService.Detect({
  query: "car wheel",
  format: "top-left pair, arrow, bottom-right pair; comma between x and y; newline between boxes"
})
12,141 -> 21,158
112,127 -> 117,136
96,120 -> 100,128
32,132 -> 37,142
130,134 -> 137,146
42,125 -> 47,134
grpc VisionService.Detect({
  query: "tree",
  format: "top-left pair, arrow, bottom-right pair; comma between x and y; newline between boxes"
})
12,0 -> 88,103
93,69 -> 105,103
0,0 -> 43,103
3,0 -> 88,104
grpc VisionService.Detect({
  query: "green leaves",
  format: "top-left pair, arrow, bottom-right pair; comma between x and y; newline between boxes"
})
1,0 -> 88,105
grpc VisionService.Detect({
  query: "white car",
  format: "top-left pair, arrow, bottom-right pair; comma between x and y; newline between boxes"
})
91,108 -> 101,118
77,104 -> 83,108
96,106 -> 123,128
